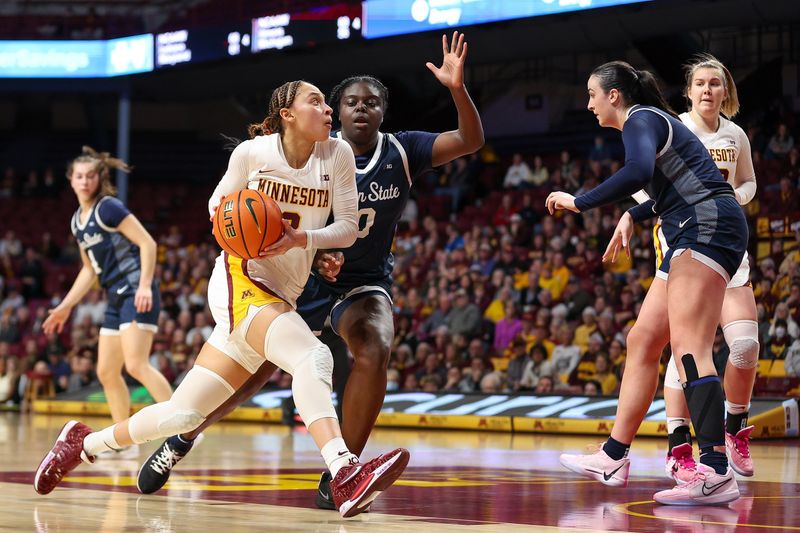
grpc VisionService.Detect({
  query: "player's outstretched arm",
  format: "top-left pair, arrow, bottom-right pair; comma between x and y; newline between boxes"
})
427,31 -> 484,167
43,248 -> 97,334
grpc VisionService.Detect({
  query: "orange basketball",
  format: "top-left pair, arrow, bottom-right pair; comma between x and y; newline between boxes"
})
212,189 -> 284,259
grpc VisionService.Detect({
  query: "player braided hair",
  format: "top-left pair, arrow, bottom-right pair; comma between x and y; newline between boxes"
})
328,75 -> 389,117
66,145 -> 131,199
591,61 -> 677,117
683,53 -> 739,118
248,80 -> 305,138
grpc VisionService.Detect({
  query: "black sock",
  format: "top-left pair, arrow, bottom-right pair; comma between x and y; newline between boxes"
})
168,435 -> 194,453
700,448 -> 728,475
726,411 -> 749,435
602,436 -> 630,461
667,426 -> 692,455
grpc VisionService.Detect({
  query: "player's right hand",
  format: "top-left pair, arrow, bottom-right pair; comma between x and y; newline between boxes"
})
42,306 -> 71,335
209,195 -> 225,222
315,251 -> 344,282
603,211 -> 634,263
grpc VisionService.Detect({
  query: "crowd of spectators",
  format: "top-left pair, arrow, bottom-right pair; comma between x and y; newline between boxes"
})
0,118 -> 798,410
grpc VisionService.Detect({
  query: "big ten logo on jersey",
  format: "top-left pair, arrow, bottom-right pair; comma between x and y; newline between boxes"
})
222,200 -> 237,238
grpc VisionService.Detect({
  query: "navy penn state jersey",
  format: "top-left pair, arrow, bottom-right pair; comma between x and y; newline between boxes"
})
322,130 -> 437,290
628,105 -> 735,218
70,196 -> 141,289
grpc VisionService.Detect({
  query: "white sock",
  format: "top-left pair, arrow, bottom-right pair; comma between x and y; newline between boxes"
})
667,417 -> 690,434
83,425 -> 121,456
320,437 -> 358,478
725,401 -> 749,415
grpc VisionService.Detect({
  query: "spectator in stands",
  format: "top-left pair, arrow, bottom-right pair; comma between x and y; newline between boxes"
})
767,176 -> 799,217
535,374 -> 555,394
446,289 -> 481,337
459,356 -> 487,392
403,373 -> 419,391
592,352 -> 618,395
766,123 -> 795,160
503,153 -> 533,189
493,301 -> 522,352
443,366 -> 463,391
39,232 -> 61,262
420,293 -> 452,338
72,289 -> 107,326
0,167 -> 14,199
41,167 -> 60,198
766,319 -> 790,359
186,311 -> 213,346
67,352 -> 95,392
0,356 -> 18,404
519,342 -> 552,390
386,368 -> 401,392
583,380 -> 602,396
480,371 -> 506,393
0,230 -> 22,259
573,306 -> 597,352
530,155 -> 549,187
505,337 -> 530,390
47,350 -> 71,393
770,302 -> 800,341
492,195 -> 518,227
0,312 -> 19,344
785,338 -> 800,377
20,170 -> 40,198
588,136 -> 613,167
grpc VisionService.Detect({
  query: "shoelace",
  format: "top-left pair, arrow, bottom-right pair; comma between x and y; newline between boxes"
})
675,453 -> 697,471
732,434 -> 751,457
149,444 -> 182,475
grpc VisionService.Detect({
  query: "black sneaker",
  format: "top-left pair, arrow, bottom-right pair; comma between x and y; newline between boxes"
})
315,470 -> 336,510
137,436 -> 193,494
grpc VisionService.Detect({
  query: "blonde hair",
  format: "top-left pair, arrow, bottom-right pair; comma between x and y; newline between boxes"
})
684,53 -> 739,118
66,146 -> 131,200
247,80 -> 306,138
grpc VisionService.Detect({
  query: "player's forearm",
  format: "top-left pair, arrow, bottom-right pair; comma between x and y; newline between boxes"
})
137,236 -> 157,288
450,85 -> 484,154
60,267 -> 97,309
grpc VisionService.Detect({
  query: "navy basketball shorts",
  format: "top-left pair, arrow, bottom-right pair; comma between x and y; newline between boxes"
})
658,194 -> 748,283
297,275 -> 393,336
100,279 -> 160,335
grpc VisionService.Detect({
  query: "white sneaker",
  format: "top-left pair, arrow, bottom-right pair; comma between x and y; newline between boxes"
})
559,447 -> 630,487
654,464 -> 739,506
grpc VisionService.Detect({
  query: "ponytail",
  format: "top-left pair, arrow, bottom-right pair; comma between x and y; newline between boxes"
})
591,61 -> 676,117
66,145 -> 131,200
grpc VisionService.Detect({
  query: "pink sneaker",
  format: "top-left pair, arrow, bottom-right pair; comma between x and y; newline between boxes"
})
331,448 -> 410,518
725,426 -> 754,477
34,421 -> 94,495
654,464 -> 739,506
559,447 -> 630,487
665,442 -> 697,484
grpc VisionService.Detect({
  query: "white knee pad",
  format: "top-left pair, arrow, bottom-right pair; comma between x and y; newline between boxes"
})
723,320 -> 759,370
128,366 -> 235,444
264,311 -> 337,426
664,354 -> 683,390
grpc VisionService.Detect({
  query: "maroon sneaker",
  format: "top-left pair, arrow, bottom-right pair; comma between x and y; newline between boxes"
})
331,448 -> 409,518
34,421 -> 94,495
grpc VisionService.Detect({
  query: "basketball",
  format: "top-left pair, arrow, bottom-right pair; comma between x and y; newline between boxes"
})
212,189 -> 283,259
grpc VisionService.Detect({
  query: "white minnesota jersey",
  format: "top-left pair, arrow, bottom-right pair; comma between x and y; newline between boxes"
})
208,134 -> 358,306
679,112 -> 754,190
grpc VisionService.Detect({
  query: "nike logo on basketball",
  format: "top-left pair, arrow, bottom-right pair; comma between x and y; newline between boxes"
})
116,285 -> 128,295
244,198 -> 262,234
679,217 -> 692,228
701,478 -> 730,495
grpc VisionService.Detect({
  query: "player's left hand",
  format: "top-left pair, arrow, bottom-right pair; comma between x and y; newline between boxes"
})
260,219 -> 306,257
315,251 -> 344,282
426,31 -> 467,90
134,285 -> 153,313
545,191 -> 579,215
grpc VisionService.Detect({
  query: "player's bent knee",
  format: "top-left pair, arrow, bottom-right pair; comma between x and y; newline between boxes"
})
156,408 -> 206,435
723,320 -> 759,370
302,344 -> 333,388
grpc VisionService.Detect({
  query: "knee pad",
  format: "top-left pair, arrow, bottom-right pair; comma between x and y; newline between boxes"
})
157,409 -> 206,436
291,344 -> 337,427
664,355 -> 683,390
128,365 -> 235,444
723,320 -> 759,369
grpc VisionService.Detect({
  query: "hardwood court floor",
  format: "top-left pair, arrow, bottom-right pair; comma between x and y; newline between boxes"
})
1,413 -> 798,532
